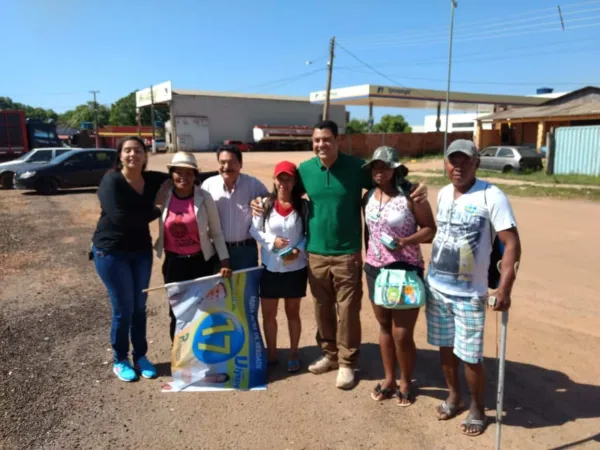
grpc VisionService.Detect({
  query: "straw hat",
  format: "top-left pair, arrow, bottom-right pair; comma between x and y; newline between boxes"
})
167,152 -> 199,171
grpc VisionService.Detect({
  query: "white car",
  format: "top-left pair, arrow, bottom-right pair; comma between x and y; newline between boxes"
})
0,147 -> 80,189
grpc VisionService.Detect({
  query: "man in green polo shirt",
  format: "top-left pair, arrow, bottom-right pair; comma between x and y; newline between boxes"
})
252,120 -> 427,389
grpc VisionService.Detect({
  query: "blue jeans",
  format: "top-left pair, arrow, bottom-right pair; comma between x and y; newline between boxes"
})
227,241 -> 259,271
92,246 -> 153,363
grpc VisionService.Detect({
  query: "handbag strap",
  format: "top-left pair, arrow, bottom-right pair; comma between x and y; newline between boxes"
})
483,182 -> 494,242
381,270 -> 403,308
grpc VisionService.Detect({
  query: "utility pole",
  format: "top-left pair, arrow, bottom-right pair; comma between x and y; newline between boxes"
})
90,90 -> 100,147
150,85 -> 156,153
323,36 -> 336,121
443,1 -> 457,176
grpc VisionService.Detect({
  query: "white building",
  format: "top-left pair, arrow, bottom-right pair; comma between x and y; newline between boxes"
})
136,81 -> 347,151
410,89 -> 568,134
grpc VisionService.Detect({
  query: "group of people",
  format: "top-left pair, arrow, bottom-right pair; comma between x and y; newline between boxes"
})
90,119 -> 521,438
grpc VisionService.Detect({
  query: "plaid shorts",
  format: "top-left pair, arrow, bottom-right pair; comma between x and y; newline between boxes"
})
425,284 -> 487,364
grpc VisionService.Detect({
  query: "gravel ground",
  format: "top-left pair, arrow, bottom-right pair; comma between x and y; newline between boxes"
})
1,152 -> 599,450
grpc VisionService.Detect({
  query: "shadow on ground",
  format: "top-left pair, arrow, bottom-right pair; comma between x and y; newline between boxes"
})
349,344 -> 600,431
22,188 -> 98,196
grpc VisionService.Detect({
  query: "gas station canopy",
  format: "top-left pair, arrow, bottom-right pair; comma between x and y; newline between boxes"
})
310,84 -> 547,111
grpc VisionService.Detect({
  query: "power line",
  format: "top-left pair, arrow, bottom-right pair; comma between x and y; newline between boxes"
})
236,67 -> 326,93
335,42 -> 406,87
346,8 -> 600,49
345,18 -> 600,51
338,43 -> 600,74
340,0 -> 600,45
337,36 -> 600,69
337,67 -> 598,87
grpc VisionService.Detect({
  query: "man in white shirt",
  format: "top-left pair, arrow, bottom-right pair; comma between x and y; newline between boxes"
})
201,146 -> 269,271
426,140 -> 521,438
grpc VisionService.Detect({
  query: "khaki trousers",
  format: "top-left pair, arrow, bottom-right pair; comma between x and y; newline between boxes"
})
307,252 -> 363,367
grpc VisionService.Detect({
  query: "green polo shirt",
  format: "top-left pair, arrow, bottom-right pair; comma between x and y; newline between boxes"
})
298,152 -> 372,255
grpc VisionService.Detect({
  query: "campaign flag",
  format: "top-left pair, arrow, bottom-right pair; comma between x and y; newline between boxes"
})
162,267 -> 266,392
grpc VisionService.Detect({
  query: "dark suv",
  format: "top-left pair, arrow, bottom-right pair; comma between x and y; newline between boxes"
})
14,148 -> 117,195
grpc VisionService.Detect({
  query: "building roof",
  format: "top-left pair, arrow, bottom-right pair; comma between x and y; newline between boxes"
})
56,127 -> 79,136
309,84 -> 547,111
479,86 -> 600,122
172,89 -> 309,103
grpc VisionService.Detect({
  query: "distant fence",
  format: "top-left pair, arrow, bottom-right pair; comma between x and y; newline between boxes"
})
338,132 -> 473,159
549,125 -> 600,176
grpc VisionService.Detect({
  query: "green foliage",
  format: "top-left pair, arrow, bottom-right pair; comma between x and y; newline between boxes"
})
59,102 -> 110,128
1,92 -> 169,130
345,114 -> 411,134
345,119 -> 369,134
373,114 -> 411,133
109,92 -> 169,126
0,96 -> 59,122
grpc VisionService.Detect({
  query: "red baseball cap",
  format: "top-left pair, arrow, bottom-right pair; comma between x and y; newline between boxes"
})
274,161 -> 297,177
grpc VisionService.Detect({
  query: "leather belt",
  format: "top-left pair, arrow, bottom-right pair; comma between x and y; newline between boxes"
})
165,251 -> 204,259
226,238 -> 255,248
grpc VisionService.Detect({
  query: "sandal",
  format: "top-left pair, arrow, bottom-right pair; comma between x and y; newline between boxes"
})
370,383 -> 396,401
287,359 -> 300,373
396,388 -> 415,407
436,401 -> 464,420
460,413 -> 487,437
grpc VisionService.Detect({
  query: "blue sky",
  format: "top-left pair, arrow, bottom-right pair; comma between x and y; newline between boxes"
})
3,0 -> 600,125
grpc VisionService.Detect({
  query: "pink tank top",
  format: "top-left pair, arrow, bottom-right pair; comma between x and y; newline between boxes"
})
164,194 -> 202,255
364,190 -> 424,269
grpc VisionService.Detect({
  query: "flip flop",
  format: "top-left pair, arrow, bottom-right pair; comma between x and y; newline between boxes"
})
436,401 -> 464,420
287,359 -> 300,373
396,387 -> 415,407
370,383 -> 396,401
460,413 -> 487,437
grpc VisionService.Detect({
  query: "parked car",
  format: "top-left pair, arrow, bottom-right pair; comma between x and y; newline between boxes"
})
0,147 -> 80,189
145,138 -> 167,152
14,148 -> 117,195
479,146 -> 544,173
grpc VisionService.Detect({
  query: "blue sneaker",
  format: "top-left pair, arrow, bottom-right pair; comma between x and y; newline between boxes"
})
134,356 -> 157,379
113,360 -> 138,382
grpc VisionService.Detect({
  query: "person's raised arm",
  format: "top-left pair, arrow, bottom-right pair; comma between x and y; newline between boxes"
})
400,199 -> 437,247
249,205 -> 279,251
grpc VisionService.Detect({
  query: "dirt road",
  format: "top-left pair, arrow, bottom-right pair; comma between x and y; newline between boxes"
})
1,151 -> 599,449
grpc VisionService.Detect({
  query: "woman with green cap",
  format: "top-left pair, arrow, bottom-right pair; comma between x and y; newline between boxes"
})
362,146 -> 436,406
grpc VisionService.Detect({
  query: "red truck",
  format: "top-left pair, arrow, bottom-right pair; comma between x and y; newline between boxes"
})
0,110 -> 61,161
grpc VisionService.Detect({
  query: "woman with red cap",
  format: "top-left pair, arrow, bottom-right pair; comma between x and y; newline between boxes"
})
250,161 -> 308,373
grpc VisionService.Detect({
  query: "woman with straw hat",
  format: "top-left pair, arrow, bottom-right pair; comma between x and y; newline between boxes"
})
154,152 -> 232,341
361,146 -> 436,406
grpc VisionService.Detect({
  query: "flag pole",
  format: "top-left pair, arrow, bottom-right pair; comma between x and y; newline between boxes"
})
142,266 -> 262,293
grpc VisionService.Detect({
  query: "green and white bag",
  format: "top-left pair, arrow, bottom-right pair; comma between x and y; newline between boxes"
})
374,269 -> 426,310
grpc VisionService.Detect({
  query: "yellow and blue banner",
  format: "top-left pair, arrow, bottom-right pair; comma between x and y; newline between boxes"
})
162,267 -> 266,392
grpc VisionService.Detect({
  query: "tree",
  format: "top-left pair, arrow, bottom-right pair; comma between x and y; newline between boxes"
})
373,114 -> 411,133
109,91 -> 169,127
58,102 -> 110,128
0,96 -> 59,122
345,118 -> 369,134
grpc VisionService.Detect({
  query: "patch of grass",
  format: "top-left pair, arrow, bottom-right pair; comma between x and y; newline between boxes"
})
420,168 -> 600,186
478,170 -> 600,186
413,175 -> 600,201
400,153 -> 444,162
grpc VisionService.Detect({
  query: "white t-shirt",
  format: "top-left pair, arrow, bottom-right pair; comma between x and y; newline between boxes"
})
249,201 -> 308,273
426,179 -> 517,297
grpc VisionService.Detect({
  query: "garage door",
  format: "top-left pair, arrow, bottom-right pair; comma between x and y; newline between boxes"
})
176,116 -> 210,152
